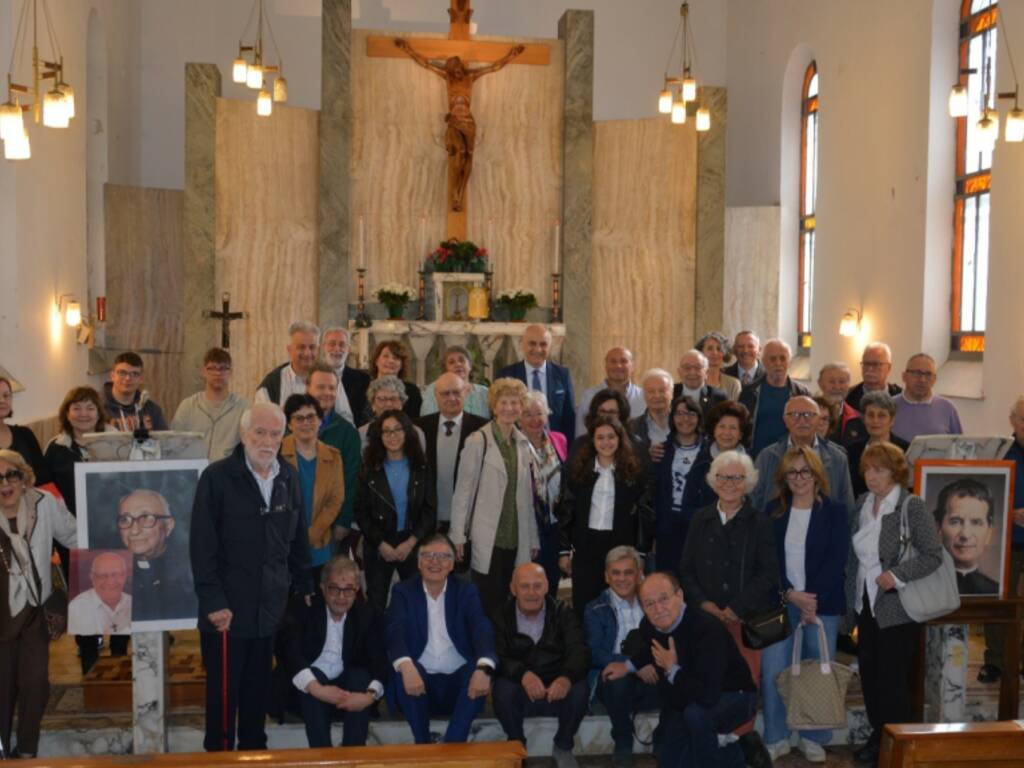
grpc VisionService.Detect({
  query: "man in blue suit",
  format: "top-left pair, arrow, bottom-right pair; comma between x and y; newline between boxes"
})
497,324 -> 576,441
387,534 -> 497,743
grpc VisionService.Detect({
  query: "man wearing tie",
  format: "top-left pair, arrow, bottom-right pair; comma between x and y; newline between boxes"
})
497,324 -> 576,442
417,372 -> 488,535
723,331 -> 765,387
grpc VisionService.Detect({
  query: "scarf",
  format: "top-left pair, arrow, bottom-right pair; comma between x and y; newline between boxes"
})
0,493 -> 41,619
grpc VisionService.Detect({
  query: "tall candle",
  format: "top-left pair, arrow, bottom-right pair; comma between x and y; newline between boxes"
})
358,215 -> 365,269
487,217 -> 494,252
419,215 -> 427,257
553,220 -> 561,274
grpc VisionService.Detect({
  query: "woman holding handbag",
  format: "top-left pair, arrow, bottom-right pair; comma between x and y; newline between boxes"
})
0,449 -> 78,759
760,446 -> 850,763
846,442 -> 943,765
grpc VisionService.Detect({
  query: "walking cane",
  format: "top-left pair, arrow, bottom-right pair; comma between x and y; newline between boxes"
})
221,630 -> 229,751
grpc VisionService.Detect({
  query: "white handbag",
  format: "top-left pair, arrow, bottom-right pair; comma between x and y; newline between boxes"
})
774,618 -> 855,730
895,498 -> 961,623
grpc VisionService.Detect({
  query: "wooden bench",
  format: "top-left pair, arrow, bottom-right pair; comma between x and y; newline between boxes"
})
879,721 -> 1024,767
18,742 -> 528,768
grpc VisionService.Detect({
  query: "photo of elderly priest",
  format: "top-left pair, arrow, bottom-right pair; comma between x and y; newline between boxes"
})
68,550 -> 132,636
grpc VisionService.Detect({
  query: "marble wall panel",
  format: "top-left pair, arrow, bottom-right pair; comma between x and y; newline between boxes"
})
591,118 -> 697,384
695,86 -> 728,333
104,184 -> 186,412
351,29 -> 563,301
215,98 -> 320,400
724,206 -> 781,339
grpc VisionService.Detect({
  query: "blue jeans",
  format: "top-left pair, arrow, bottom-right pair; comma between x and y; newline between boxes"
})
659,690 -> 757,768
759,607 -> 840,746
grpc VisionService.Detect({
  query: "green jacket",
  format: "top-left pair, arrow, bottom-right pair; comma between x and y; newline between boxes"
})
319,414 -> 362,528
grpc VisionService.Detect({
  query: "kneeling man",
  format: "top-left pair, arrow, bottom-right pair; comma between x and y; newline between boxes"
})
387,534 -> 496,743
609,572 -> 756,768
493,563 -> 590,768
282,555 -> 387,748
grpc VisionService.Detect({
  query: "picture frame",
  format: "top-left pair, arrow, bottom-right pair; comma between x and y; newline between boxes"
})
914,459 -> 1016,599
74,459 -> 208,631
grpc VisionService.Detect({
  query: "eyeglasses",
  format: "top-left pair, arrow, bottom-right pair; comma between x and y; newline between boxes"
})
290,413 -> 319,424
785,467 -> 814,480
0,470 -> 24,485
641,592 -> 677,611
786,411 -> 818,421
374,396 -> 402,405
325,584 -> 358,598
679,364 -> 705,373
419,551 -> 454,562
117,513 -> 172,529
204,365 -> 231,374
382,427 -> 405,437
113,369 -> 142,379
596,407 -> 620,416
905,369 -> 935,379
715,473 -> 746,485
674,410 -> 699,419
861,361 -> 888,369
436,389 -> 463,398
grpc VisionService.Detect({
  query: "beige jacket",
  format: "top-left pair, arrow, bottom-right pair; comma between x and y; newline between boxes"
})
280,436 -> 345,549
449,422 -> 539,575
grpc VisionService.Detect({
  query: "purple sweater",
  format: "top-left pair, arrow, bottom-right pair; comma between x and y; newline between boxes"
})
891,394 -> 963,442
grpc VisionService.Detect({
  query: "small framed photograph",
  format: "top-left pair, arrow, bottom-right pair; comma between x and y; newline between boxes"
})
68,549 -> 133,636
914,459 -> 1016,599
74,459 -> 208,631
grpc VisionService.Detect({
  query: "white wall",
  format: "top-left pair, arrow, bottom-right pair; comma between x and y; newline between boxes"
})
136,0 -> 729,189
0,0 -> 141,423
725,0 -> 1023,436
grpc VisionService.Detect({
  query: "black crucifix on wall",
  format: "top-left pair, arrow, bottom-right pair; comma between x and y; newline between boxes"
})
203,292 -> 246,349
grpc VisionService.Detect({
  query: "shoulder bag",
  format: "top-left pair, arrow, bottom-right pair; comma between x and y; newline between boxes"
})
738,519 -> 791,650
895,497 -> 960,622
774,617 -> 855,730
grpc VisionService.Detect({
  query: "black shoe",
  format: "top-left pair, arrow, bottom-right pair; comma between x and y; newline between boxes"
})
737,731 -> 772,768
978,663 -> 1002,683
854,740 -> 880,765
80,646 -> 99,675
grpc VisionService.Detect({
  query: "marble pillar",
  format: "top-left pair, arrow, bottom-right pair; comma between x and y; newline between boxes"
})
183,64 -> 222,391
132,631 -> 169,753
695,86 -> 727,332
319,0 -> 353,327
558,10 -> 594,390
923,624 -> 969,723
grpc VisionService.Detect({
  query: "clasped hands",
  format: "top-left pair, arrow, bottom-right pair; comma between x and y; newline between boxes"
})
380,539 -> 416,563
521,670 -> 572,703
601,661 -> 658,685
309,681 -> 375,712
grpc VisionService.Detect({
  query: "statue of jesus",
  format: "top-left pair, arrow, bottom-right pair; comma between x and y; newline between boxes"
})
394,38 -> 525,213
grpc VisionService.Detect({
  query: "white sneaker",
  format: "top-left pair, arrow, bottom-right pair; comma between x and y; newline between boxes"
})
766,739 -> 791,760
797,737 -> 827,763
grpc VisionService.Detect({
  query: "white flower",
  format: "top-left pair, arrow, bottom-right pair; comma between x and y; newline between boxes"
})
496,288 -> 536,302
374,283 -> 415,302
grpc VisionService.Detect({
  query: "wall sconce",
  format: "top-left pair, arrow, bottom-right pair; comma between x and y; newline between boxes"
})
838,308 -> 862,338
56,294 -> 81,327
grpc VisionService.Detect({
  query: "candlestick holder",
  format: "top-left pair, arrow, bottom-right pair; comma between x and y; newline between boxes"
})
354,268 -> 372,328
484,270 -> 494,316
551,273 -> 562,323
416,270 -> 427,320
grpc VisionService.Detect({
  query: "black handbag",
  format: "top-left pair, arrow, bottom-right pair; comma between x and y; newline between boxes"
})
736,520 -> 792,650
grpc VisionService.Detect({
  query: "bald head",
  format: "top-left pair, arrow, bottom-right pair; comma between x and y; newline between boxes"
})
510,562 -> 548,616
435,371 -> 467,418
522,325 -> 552,368
91,552 -> 128,609
784,395 -> 820,444
604,346 -> 635,388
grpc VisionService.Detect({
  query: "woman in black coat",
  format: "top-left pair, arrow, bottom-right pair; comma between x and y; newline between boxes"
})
355,409 -> 435,611
558,415 -> 650,618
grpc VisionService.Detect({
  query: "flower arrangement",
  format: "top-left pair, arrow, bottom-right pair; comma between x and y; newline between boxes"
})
495,288 -> 537,321
426,239 -> 488,273
374,283 -> 415,319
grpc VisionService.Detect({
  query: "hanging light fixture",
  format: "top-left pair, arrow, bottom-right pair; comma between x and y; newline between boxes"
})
230,0 -> 288,117
2,0 -> 76,161
657,3 -> 711,132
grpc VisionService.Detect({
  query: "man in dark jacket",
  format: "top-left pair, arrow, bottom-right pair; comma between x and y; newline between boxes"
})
190,402 -> 313,752
608,572 -> 757,768
496,324 -> 576,441
738,339 -> 811,457
493,563 -> 590,768
280,555 -> 388,748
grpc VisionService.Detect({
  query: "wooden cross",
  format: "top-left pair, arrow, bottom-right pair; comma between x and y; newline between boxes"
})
367,0 -> 549,240
202,292 -> 246,349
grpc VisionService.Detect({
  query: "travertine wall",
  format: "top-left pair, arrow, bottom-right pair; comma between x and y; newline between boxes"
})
215,98 -> 320,400
724,206 -> 781,340
591,118 -> 697,384
351,29 -> 564,301
104,184 -> 186,414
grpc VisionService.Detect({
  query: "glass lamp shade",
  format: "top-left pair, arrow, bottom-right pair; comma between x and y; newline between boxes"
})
58,83 -> 75,119
682,77 -> 697,102
1005,107 -> 1024,143
246,65 -> 263,90
42,89 -> 69,128
658,89 -> 673,114
64,301 -> 82,328
948,84 -> 968,118
696,106 -> 711,131
3,126 -> 30,160
257,87 -> 273,116
671,100 -> 686,124
232,57 -> 248,84
838,312 -> 859,338
0,102 -> 24,141
977,109 -> 999,151
273,76 -> 288,103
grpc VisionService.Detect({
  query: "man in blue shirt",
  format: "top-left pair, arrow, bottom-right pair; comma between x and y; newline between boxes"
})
738,339 -> 810,457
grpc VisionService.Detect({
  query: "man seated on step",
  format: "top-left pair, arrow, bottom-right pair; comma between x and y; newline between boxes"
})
387,533 -> 496,744
584,546 -> 660,768
492,562 -> 590,768
281,555 -> 387,748
605,571 -> 757,768
255,320 -> 320,406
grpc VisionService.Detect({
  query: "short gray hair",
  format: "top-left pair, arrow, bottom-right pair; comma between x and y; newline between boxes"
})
862,341 -> 892,362
240,402 -> 287,430
861,390 -> 897,417
367,375 -> 408,404
735,330 -> 761,346
320,326 -> 349,344
640,368 -> 673,388
681,349 -> 709,370
289,321 -> 321,338
1012,395 -> 1024,416
706,450 -> 758,494
818,362 -> 850,378
523,390 -> 550,417
905,352 -> 936,368
605,545 -> 643,571
696,331 -> 731,357
321,555 -> 361,584
763,338 -> 793,358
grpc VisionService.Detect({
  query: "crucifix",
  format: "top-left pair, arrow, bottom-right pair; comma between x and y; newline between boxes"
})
367,0 -> 550,240
202,292 -> 246,349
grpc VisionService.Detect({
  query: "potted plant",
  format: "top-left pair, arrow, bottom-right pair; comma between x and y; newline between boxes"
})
374,283 -> 415,319
426,239 -> 489,273
495,288 -> 538,322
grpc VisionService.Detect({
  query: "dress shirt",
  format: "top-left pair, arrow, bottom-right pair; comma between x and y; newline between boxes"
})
609,591 -> 644,655
435,412 -> 464,522
245,454 -> 281,507
525,362 -> 548,398
576,381 -> 647,436
853,485 -> 902,613
256,364 -> 308,406
516,605 -> 546,644
738,366 -> 757,386
588,460 -> 617,530
68,588 -> 132,635
293,608 -> 385,698
330,366 -> 355,424
646,414 -> 670,447
682,385 -> 703,401
784,505 -> 812,591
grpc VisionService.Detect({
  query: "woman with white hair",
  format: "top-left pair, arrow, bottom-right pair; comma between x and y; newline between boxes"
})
518,390 -> 566,590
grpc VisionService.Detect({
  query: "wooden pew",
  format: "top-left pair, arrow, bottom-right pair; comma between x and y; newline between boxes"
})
879,721 -> 1024,767
18,742 -> 528,768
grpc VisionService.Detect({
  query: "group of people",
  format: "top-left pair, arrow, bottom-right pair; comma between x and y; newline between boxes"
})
0,323 -> 1022,767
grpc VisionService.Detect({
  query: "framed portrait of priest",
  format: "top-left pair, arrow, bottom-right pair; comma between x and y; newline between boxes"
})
914,460 -> 1016,598
74,459 -> 208,631
68,549 -> 133,636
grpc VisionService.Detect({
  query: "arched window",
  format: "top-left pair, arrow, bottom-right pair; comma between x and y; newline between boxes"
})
952,0 -> 998,354
798,61 -> 818,351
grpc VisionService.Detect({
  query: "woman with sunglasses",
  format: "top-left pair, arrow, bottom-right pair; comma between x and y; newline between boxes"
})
355,409 -> 435,612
